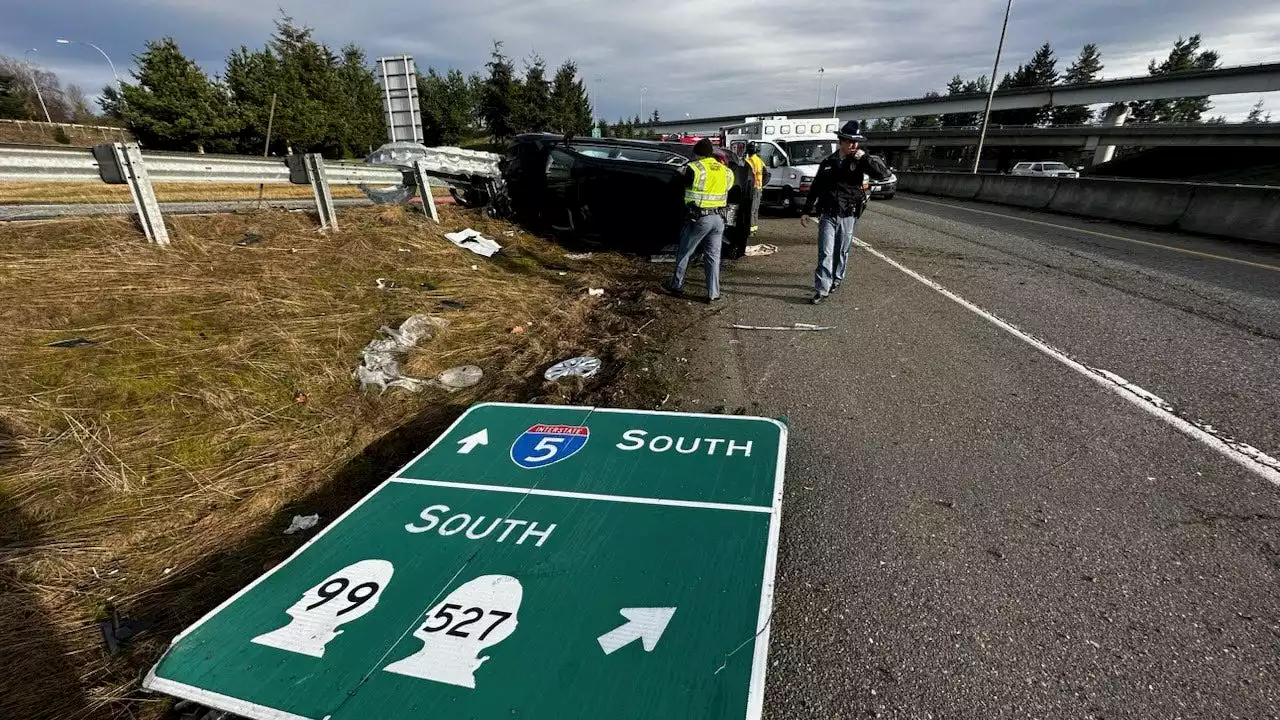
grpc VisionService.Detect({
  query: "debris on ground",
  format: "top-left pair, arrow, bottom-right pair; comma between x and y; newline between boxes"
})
510,325 -> 526,334
565,252 -> 594,260
98,608 -> 155,656
283,514 -> 321,535
649,254 -> 677,263
444,228 -> 502,257
374,278 -> 400,290
745,244 -> 778,257
437,299 -> 465,311
46,337 -> 99,348
588,288 -> 605,297
730,322 -> 835,331
433,365 -> 484,392
236,232 -> 263,247
352,314 -> 450,392
545,355 -> 602,381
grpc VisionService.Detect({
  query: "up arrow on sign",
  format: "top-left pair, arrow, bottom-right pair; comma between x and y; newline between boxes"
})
597,607 -> 677,655
456,429 -> 489,454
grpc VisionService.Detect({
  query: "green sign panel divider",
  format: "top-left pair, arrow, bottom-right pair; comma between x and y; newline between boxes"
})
144,402 -> 788,720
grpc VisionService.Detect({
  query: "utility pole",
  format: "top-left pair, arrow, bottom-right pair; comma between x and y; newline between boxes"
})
23,49 -> 53,123
972,0 -> 1013,174
817,67 -> 824,108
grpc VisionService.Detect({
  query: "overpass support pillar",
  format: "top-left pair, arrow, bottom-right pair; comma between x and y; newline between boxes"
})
1092,104 -> 1130,166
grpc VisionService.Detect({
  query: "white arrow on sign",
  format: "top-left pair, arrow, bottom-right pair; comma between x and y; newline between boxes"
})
597,607 -> 677,655
456,429 -> 489,454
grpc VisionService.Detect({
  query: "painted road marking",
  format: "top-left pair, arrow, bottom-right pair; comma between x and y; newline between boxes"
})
896,195 -> 1280,273
854,237 -> 1280,486
144,403 -> 787,720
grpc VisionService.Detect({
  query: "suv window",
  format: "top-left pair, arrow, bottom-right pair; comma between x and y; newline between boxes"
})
1013,163 -> 1030,171
568,143 -> 685,165
1031,163 -> 1044,172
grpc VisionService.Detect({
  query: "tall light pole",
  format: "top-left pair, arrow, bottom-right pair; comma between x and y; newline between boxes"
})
972,0 -> 1013,174
23,49 -> 53,123
640,86 -> 647,123
56,38 -> 124,101
817,67 -> 825,108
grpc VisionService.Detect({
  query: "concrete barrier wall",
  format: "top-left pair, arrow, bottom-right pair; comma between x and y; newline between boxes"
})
1177,184 -> 1280,243
897,172 -> 1276,245
931,173 -> 983,200
1047,178 -> 1193,226
976,175 -> 1060,209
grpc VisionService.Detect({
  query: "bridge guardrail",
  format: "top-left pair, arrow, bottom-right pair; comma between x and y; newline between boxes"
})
896,171 -> 1280,245
0,142 -> 502,245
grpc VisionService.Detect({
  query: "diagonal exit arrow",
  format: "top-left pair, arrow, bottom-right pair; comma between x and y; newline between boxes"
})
456,429 -> 489,454
597,607 -> 677,655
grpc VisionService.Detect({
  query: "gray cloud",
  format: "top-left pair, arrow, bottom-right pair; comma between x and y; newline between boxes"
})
2,0 -> 1277,121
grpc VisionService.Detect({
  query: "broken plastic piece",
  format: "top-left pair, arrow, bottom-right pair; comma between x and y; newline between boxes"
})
588,288 -> 605,297
434,365 -> 483,391
46,337 -> 99,348
545,356 -> 602,381
353,315 -> 450,392
236,233 -> 263,247
284,514 -> 320,535
565,252 -> 594,260
444,228 -> 502,257
745,244 -> 778,257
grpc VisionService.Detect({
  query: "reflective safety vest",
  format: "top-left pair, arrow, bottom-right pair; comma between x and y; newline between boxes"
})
745,154 -> 765,189
685,157 -> 734,209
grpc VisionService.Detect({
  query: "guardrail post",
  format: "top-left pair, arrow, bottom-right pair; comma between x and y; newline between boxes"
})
110,142 -> 170,245
411,159 -> 440,223
304,153 -> 338,231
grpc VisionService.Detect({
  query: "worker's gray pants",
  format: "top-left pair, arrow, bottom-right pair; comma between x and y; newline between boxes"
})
815,214 -> 858,296
667,212 -> 724,300
750,187 -> 762,230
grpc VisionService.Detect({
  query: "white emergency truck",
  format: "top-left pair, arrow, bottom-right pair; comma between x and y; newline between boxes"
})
720,116 -> 842,212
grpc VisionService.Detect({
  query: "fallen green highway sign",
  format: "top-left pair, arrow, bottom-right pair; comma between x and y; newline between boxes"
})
144,402 -> 787,720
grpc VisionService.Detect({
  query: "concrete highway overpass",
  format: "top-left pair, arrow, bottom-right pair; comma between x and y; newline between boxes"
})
868,122 -> 1280,151
649,62 -> 1280,136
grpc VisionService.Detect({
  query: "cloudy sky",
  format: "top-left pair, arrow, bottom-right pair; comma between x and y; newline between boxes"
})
4,0 -> 1278,122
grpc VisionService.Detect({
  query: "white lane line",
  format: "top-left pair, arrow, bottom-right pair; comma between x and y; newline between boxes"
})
895,195 -> 1280,273
854,237 -> 1280,486
390,477 -> 774,513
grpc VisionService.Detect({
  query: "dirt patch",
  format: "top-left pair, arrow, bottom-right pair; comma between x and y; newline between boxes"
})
0,204 -> 679,719
0,181 -> 370,205
0,119 -> 133,147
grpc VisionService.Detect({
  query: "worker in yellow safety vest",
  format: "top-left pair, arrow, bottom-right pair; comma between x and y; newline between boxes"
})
662,138 -> 735,303
744,142 -> 769,234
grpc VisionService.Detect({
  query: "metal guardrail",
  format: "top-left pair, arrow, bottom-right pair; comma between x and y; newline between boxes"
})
0,142 -> 503,245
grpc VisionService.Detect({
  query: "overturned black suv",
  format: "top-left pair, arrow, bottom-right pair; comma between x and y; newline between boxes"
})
501,134 -> 753,257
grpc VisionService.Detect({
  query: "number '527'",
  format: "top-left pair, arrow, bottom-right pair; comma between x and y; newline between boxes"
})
421,604 -> 512,640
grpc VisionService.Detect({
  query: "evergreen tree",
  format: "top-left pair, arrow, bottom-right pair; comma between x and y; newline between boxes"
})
420,67 -> 478,145
992,43 -> 1058,126
480,41 -> 519,139
0,75 -> 26,119
549,60 -> 594,136
1054,44 -> 1104,125
1245,98 -> 1266,124
328,45 -> 385,157
514,55 -> 551,133
225,45 -> 281,153
941,74 -> 968,127
116,38 -> 238,152
267,15 -> 338,152
650,108 -> 660,124
597,118 -> 611,137
1129,35 -> 1221,124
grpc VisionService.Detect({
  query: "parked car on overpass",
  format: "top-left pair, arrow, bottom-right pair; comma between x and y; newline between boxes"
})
501,134 -> 752,256
1010,161 -> 1080,178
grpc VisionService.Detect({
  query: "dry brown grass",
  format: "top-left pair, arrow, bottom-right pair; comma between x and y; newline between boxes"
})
0,181 -> 370,204
0,204 -> 659,719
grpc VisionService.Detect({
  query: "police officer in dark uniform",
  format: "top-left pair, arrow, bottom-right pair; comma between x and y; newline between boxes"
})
800,120 -> 890,304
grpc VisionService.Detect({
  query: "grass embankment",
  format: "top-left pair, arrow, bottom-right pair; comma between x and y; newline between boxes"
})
0,204 -> 669,719
0,181 -> 405,204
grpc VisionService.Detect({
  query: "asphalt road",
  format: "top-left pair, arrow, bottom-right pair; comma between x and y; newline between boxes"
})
669,195 -> 1280,719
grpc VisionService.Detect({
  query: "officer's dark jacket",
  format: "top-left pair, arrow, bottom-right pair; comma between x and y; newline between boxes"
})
802,151 -> 891,217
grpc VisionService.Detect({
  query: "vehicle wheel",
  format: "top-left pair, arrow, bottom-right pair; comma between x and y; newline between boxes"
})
449,187 -> 490,209
781,187 -> 799,216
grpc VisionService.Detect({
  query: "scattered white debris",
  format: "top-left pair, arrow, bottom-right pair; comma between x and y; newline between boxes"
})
374,277 -> 398,290
545,356 -> 602,381
745,244 -> 779,257
648,254 -> 677,263
587,288 -> 605,297
284,514 -> 320,535
471,264 -> 479,271
444,228 -> 502,257
434,365 -> 483,392
353,314 -> 451,392
731,322 -> 835,331
565,252 -> 594,260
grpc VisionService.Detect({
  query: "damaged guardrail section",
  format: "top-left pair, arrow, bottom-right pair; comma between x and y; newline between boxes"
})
0,142 -> 504,245
896,172 -> 1280,245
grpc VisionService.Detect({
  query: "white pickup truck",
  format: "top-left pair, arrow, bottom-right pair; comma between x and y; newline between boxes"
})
1010,161 -> 1080,179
